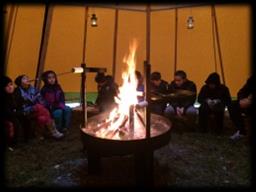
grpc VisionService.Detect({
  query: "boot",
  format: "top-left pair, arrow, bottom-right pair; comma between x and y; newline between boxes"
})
46,121 -> 64,139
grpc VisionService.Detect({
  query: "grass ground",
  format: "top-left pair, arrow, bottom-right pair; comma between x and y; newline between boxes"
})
4,110 -> 251,188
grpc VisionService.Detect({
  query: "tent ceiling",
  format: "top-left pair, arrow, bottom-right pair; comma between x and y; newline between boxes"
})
75,3 -> 210,12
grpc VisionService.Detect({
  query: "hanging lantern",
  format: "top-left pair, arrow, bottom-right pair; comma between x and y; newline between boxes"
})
91,14 -> 98,27
187,16 -> 194,29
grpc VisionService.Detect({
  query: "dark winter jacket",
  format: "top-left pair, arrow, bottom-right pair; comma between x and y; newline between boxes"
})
198,72 -> 232,108
14,85 -> 45,115
168,79 -> 197,108
237,76 -> 256,100
3,93 -> 22,122
198,84 -> 232,107
96,80 -> 118,112
150,80 -> 169,95
40,84 -> 66,112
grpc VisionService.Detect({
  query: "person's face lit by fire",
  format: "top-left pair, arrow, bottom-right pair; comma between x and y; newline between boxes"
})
47,73 -> 56,85
151,79 -> 161,87
21,75 -> 30,89
174,75 -> 185,87
5,82 -> 14,94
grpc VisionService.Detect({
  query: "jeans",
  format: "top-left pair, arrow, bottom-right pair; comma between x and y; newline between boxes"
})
150,102 -> 166,115
164,105 -> 198,118
52,106 -> 72,132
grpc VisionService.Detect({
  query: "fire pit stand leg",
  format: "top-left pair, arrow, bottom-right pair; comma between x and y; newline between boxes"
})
134,146 -> 154,186
87,151 -> 101,174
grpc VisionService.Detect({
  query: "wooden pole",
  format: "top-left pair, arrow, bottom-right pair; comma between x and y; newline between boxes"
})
211,5 -> 218,72
112,8 -> 119,80
146,4 -> 151,62
4,5 -> 19,74
35,4 -> 54,89
144,61 -> 151,139
81,6 -> 89,127
81,63 -> 87,128
174,8 -> 178,73
212,5 -> 226,85
82,6 -> 89,63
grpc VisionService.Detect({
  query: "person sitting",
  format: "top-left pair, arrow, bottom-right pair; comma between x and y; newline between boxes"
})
164,70 -> 197,121
150,71 -> 169,115
14,75 -> 64,140
135,70 -> 145,103
1,76 -> 21,150
198,72 -> 232,134
229,75 -> 255,140
41,70 -> 72,134
95,72 -> 118,112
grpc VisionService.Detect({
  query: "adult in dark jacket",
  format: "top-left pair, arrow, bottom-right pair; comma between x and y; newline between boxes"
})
198,72 -> 232,134
1,76 -> 21,150
229,75 -> 255,140
135,70 -> 145,103
41,70 -> 72,133
164,70 -> 197,119
95,73 -> 118,112
150,71 -> 169,115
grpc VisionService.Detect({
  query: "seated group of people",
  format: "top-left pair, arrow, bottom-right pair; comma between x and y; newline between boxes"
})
2,71 -> 72,151
94,70 -> 255,141
3,68 -> 253,150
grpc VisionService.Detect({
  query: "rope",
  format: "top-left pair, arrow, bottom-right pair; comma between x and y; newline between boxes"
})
82,6 -> 88,63
174,8 -> 178,73
212,5 -> 226,85
211,6 -> 218,73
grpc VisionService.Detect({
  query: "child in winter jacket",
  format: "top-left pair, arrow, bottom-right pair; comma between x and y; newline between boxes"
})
41,70 -> 72,133
14,74 -> 64,139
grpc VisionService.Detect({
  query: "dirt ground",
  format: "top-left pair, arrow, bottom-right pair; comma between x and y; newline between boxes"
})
4,110 -> 251,188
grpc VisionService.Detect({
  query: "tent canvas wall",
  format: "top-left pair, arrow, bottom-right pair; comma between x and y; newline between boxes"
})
4,4 -> 251,101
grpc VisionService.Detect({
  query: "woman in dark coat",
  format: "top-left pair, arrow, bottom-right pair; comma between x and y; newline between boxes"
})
1,76 -> 21,150
198,72 -> 232,134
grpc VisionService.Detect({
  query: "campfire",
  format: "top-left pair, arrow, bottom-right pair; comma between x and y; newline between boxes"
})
86,40 -> 147,140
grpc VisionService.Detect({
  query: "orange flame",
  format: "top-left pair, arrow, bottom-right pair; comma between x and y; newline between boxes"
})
95,39 -> 142,139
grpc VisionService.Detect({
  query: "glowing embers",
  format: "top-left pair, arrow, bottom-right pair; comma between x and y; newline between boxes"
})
95,108 -> 145,140
84,112 -> 171,141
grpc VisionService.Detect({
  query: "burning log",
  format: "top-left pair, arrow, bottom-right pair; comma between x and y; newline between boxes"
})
129,105 -> 135,135
118,115 -> 128,129
135,109 -> 146,127
105,129 -> 120,139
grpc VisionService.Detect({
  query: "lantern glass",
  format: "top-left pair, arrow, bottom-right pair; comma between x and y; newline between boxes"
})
91,14 -> 98,27
187,16 -> 194,29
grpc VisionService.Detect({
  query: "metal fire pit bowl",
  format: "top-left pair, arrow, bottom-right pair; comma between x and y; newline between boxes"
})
81,112 -> 171,157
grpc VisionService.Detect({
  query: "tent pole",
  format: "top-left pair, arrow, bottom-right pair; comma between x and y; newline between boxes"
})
146,4 -> 151,62
112,8 -> 119,80
35,4 -> 54,89
211,6 -> 218,73
82,6 -> 89,63
212,5 -> 226,85
174,8 -> 178,74
80,6 -> 89,107
4,5 -> 19,74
